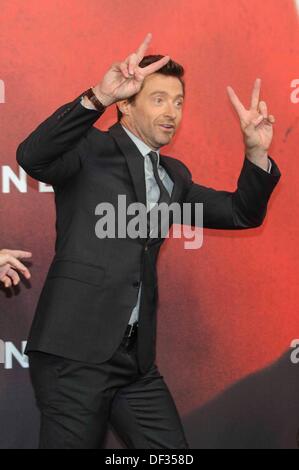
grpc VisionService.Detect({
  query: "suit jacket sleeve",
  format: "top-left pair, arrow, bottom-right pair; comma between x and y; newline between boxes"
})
182,156 -> 281,229
16,92 -> 105,186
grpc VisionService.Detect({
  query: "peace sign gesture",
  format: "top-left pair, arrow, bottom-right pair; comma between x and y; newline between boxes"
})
93,33 -> 170,107
227,79 -> 275,164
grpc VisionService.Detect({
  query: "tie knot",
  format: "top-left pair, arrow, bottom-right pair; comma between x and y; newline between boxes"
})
148,151 -> 159,168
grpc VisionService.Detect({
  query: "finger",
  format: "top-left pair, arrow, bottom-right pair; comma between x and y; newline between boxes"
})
268,114 -> 275,124
132,66 -> 146,83
6,256 -> 31,279
0,264 -> 10,281
252,114 -> 264,127
227,86 -> 246,118
142,55 -> 170,76
120,61 -> 130,79
127,53 -> 138,76
135,32 -> 152,63
250,78 -> 261,110
1,275 -> 12,288
6,268 -> 20,286
258,101 -> 268,119
1,250 -> 32,259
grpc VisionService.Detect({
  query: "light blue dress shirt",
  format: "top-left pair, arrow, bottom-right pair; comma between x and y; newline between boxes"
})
120,124 -> 174,324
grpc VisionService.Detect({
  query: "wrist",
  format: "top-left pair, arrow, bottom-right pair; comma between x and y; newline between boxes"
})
245,146 -> 268,161
92,86 -> 115,107
245,147 -> 269,171
81,95 -> 97,110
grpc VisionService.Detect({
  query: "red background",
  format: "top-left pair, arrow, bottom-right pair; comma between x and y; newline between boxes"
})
0,0 -> 298,448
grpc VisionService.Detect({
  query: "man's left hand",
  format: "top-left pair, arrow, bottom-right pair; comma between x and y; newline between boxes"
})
227,78 -> 275,171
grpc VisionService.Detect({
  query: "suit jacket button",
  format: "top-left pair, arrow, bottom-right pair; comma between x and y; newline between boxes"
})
132,281 -> 140,288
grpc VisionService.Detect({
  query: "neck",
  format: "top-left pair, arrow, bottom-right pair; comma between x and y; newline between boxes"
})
120,119 -> 160,151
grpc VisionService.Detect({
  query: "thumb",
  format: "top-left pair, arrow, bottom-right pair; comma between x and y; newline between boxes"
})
252,115 -> 264,128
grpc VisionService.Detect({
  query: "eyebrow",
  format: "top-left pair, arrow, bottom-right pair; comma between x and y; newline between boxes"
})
149,91 -> 184,99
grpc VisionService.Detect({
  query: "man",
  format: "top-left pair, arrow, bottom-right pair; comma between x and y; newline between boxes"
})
17,33 -> 281,449
0,249 -> 31,288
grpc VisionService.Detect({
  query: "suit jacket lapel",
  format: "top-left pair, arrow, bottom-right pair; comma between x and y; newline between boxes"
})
109,122 -> 147,207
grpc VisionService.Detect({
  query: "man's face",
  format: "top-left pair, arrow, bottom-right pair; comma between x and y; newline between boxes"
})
119,73 -> 184,150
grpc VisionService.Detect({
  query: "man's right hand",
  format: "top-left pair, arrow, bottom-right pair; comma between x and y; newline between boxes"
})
0,249 -> 32,288
91,32 -> 170,107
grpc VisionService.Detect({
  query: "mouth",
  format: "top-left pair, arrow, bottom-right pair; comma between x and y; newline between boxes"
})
158,124 -> 175,132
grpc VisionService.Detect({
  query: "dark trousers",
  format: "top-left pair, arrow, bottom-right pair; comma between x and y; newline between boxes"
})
28,329 -> 189,449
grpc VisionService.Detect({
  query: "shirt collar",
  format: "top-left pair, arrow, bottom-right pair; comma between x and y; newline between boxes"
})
121,124 -> 160,165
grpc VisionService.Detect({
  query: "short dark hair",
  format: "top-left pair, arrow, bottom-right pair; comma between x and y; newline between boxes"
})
116,55 -> 185,122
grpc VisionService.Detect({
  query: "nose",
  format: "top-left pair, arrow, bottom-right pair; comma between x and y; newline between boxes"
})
163,102 -> 177,120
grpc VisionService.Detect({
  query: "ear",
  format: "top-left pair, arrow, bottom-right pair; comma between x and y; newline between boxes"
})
116,99 -> 131,118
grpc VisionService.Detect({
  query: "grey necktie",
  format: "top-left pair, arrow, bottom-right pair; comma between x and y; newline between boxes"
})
147,151 -> 171,238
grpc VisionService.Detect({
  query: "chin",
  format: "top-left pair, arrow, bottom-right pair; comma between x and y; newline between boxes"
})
156,140 -> 170,148
155,135 -> 172,146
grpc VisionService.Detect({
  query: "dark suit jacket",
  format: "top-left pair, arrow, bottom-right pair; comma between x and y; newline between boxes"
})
16,91 -> 281,373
